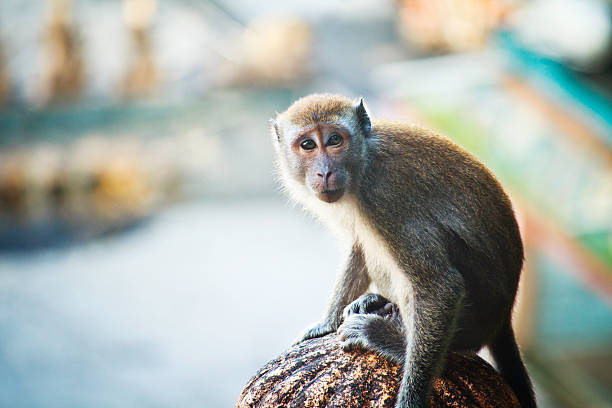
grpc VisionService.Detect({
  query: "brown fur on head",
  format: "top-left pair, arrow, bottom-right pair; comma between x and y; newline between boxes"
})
271,94 -> 371,204
280,93 -> 355,127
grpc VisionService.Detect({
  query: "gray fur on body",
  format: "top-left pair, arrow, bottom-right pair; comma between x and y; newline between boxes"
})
273,95 -> 535,408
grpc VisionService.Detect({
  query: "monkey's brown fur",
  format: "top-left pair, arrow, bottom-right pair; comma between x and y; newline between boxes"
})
283,94 -> 354,127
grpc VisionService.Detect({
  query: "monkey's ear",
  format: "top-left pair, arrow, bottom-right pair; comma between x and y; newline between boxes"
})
269,118 -> 281,142
354,97 -> 371,136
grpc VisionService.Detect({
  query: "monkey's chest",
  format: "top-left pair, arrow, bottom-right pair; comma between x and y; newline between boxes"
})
353,218 -> 408,304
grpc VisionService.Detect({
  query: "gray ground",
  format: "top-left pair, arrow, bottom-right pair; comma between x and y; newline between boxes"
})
0,197 -> 341,408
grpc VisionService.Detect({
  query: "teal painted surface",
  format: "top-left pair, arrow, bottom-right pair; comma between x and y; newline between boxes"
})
536,254 -> 612,348
497,31 -> 612,149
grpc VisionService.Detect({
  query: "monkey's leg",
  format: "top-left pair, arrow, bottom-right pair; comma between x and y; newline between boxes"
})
396,272 -> 465,408
295,243 -> 370,344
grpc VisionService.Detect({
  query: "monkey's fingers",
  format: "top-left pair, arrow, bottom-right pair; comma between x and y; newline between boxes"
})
343,293 -> 393,319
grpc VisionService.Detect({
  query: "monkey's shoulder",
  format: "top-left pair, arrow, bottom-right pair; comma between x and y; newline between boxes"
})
371,121 -> 471,160
362,120 -> 514,229
369,120 -> 499,186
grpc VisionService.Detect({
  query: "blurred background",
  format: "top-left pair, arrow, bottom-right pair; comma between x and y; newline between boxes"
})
0,0 -> 611,407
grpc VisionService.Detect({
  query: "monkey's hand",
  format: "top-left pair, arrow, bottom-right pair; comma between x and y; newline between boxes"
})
343,293 -> 397,318
338,295 -> 406,366
293,322 -> 337,345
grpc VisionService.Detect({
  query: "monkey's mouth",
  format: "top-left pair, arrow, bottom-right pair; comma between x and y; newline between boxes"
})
316,189 -> 345,203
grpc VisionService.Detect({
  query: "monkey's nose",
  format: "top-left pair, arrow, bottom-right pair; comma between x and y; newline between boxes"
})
316,171 -> 332,181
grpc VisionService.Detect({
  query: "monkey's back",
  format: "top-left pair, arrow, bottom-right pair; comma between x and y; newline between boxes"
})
363,121 -> 523,349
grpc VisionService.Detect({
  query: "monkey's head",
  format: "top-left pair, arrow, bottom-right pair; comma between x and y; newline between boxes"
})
271,94 -> 371,204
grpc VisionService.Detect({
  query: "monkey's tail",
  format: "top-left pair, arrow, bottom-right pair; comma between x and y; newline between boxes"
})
488,320 -> 537,408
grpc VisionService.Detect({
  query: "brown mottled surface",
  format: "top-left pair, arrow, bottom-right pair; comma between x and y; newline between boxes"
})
236,333 -> 520,408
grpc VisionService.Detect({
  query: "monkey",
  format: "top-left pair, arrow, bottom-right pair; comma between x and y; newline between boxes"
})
270,93 -> 537,408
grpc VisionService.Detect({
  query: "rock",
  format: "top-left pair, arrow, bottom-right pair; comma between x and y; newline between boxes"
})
236,333 -> 520,408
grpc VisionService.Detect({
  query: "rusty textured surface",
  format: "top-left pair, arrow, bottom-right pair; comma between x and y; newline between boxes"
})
236,333 -> 520,408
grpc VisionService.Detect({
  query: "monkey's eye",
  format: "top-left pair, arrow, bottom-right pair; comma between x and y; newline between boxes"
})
300,139 -> 316,150
327,134 -> 343,146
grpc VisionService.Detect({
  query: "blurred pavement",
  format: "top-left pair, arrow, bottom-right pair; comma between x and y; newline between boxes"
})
0,197 -> 341,407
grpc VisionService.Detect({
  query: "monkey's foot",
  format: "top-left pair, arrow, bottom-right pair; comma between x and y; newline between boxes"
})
338,311 -> 406,366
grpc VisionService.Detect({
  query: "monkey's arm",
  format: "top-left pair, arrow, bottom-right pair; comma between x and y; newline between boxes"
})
296,243 -> 370,343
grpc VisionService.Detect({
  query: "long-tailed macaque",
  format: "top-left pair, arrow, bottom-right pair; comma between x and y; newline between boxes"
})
270,94 -> 536,408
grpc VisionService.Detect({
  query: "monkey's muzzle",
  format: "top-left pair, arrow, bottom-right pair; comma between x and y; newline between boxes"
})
316,189 -> 345,203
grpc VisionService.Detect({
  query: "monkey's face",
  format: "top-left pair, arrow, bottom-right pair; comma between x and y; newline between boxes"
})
271,94 -> 370,204
291,124 -> 354,203
274,122 -> 359,203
